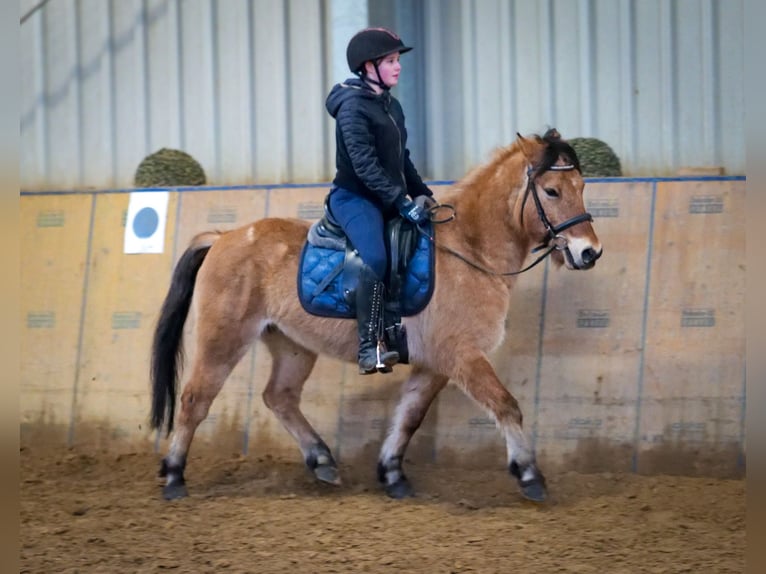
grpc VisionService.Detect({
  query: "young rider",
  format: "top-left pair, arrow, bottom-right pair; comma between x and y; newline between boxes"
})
325,27 -> 435,374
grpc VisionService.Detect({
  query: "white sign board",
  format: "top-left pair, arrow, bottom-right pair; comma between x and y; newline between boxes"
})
124,191 -> 170,254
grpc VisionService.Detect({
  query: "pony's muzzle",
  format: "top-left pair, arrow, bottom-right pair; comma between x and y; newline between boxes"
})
559,236 -> 602,270
580,246 -> 602,269
550,234 -> 602,270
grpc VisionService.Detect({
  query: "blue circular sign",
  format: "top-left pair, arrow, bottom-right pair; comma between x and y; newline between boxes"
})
133,207 -> 159,238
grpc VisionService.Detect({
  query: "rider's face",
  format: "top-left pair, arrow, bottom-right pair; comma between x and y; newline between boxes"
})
366,53 -> 401,87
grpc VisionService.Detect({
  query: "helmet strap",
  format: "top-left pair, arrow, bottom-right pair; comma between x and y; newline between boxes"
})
359,61 -> 391,91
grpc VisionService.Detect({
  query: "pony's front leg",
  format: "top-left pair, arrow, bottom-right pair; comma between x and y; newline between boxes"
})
453,351 -> 547,502
378,369 -> 448,498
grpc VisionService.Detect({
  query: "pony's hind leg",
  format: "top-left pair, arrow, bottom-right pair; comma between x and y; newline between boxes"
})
378,369 -> 448,498
452,350 -> 547,502
159,322 -> 256,500
260,327 -> 341,485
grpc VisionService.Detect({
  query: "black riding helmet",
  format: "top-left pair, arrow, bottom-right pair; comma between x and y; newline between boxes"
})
346,27 -> 413,89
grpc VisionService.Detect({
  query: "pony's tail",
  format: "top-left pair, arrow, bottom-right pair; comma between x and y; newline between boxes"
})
150,231 -> 221,436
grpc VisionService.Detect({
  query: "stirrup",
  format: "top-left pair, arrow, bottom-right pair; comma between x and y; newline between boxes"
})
375,341 -> 386,369
358,341 -> 398,375
376,341 -> 398,373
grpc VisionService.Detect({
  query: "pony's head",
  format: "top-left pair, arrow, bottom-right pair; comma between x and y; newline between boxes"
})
514,129 -> 602,270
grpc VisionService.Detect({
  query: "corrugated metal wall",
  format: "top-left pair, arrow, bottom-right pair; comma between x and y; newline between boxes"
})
392,0 -> 745,179
20,0 -> 744,189
21,0 -> 332,190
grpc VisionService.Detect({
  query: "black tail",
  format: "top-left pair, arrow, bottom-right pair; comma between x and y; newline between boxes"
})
150,241 -> 214,436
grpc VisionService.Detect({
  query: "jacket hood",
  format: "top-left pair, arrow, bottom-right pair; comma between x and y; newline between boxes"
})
325,78 -> 379,118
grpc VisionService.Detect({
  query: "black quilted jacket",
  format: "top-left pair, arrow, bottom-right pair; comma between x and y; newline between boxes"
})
326,78 -> 432,210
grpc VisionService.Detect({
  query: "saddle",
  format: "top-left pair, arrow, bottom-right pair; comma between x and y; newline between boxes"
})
297,198 -> 436,360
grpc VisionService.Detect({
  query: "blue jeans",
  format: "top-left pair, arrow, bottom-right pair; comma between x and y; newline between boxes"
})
328,187 -> 388,281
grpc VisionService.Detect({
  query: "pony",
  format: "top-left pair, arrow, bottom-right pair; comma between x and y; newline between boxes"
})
150,129 -> 602,501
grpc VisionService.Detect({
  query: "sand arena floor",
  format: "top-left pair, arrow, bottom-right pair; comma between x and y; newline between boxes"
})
20,445 -> 744,573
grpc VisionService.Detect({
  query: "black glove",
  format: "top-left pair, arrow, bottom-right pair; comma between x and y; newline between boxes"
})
395,196 -> 429,224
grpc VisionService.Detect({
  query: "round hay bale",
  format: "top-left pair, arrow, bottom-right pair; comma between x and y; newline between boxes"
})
134,148 -> 207,187
567,137 -> 622,177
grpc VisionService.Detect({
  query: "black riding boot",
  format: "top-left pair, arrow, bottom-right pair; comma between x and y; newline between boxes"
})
357,265 -> 399,374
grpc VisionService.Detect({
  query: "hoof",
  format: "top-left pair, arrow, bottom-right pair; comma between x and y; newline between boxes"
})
519,480 -> 547,502
306,445 -> 339,485
314,464 -> 342,486
510,460 -> 547,502
385,477 -> 414,499
162,482 -> 188,500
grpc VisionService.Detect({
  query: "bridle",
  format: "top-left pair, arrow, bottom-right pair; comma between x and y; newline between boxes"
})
521,164 -> 593,269
418,163 -> 593,277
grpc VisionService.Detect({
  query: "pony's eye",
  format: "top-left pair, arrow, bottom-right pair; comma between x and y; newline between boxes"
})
544,187 -> 559,198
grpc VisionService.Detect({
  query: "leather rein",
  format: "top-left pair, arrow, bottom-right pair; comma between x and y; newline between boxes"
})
418,164 -> 593,277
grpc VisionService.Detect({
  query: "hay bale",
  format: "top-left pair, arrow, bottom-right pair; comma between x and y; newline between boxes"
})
567,137 -> 622,177
134,148 -> 207,187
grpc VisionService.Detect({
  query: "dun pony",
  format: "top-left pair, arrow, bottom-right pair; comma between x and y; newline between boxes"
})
150,129 -> 602,501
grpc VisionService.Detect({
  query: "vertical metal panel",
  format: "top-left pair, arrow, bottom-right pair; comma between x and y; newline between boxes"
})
78,0 -> 116,187
459,0 -> 478,164
43,0 -> 80,188
512,1 -> 547,137
471,0 -> 509,160
145,0 -> 183,159
286,0 -> 326,182
551,0 -> 584,137
634,2 -> 667,173
577,0 -> 595,136
389,0 -> 429,172
618,0 -> 636,165
591,0 -> 624,162
20,6 -> 46,188
252,0 -> 289,183
177,0 -> 217,182
214,0 -> 254,184
325,0 -> 367,178
675,0 -> 708,169
715,0 -> 745,174
422,0 -> 465,178
111,0 -> 150,186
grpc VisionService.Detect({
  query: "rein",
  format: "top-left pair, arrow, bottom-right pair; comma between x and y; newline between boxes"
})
417,164 -> 593,277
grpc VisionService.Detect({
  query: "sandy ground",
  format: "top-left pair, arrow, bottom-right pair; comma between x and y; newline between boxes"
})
20,445 -> 744,574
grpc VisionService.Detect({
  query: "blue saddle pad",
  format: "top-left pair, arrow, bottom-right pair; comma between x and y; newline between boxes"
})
297,220 -> 435,319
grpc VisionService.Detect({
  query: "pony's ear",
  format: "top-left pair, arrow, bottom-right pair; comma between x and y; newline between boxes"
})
515,132 -> 534,164
543,128 -> 561,141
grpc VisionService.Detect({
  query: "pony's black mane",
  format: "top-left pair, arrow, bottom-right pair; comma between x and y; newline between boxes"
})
533,128 -> 581,177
